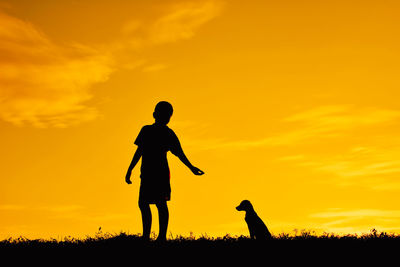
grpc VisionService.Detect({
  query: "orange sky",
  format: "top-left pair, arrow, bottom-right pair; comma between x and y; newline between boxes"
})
1,0 -> 400,239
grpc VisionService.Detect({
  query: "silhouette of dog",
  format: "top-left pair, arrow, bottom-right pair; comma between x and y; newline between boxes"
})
236,200 -> 272,240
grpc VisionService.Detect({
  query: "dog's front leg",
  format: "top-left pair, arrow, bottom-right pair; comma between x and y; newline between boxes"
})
248,226 -> 256,239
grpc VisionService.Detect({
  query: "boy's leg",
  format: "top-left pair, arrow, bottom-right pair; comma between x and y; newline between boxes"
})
155,200 -> 169,241
138,199 -> 152,240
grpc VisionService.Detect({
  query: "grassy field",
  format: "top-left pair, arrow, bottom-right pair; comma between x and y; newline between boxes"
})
1,229 -> 399,264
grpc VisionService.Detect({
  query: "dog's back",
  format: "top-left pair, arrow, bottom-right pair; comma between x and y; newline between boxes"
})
245,210 -> 272,240
237,200 -> 272,240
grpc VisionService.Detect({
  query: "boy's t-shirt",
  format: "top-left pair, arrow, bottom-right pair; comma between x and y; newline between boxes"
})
134,124 -> 180,181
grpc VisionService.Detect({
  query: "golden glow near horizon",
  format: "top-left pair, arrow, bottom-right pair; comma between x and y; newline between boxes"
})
2,0 -> 400,239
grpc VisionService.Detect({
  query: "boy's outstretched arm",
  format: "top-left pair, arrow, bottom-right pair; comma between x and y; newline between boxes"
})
125,146 -> 142,184
172,145 -> 204,176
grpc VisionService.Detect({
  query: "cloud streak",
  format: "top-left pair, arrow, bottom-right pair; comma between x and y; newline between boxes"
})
309,208 -> 400,233
0,0 -> 224,127
119,0 -> 223,47
187,105 -> 400,150
148,0 -> 223,44
0,11 -> 114,127
278,144 -> 400,190
311,209 -> 400,219
185,105 -> 400,192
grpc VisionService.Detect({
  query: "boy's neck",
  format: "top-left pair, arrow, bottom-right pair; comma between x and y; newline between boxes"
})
154,121 -> 168,126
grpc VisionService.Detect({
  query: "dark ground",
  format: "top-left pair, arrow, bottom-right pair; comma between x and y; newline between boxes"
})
1,230 -> 399,265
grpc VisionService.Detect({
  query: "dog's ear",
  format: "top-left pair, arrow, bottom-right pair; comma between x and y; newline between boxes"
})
242,200 -> 253,210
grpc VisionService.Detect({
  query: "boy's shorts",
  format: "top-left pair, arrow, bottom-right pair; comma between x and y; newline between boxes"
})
139,178 -> 171,204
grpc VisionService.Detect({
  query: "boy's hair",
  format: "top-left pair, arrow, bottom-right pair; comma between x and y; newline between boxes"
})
154,101 -> 173,117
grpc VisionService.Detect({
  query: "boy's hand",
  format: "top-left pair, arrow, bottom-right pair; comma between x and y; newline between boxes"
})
190,166 -> 204,176
125,171 -> 132,184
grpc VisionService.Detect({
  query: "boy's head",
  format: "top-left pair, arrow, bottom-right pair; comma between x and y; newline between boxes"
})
153,101 -> 173,125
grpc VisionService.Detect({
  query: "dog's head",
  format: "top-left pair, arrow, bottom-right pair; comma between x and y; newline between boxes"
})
236,200 -> 253,212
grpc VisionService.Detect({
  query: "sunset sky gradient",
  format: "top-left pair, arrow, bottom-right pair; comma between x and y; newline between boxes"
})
1,0 -> 400,239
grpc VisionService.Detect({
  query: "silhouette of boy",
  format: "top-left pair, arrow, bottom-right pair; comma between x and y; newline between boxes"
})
125,101 -> 204,241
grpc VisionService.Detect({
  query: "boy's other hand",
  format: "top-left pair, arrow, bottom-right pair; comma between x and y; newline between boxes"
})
191,166 -> 205,176
125,171 -> 132,184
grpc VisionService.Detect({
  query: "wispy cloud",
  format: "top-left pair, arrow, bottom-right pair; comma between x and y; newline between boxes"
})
185,105 -> 400,192
37,205 -> 85,213
278,154 -> 306,161
280,145 -> 400,190
147,0 -> 223,44
275,105 -> 400,145
113,0 -> 223,73
309,208 -> 400,233
0,204 -> 25,211
188,105 -> 400,150
0,1 -> 224,127
263,106 -> 400,190
0,204 -> 85,212
284,105 -> 400,131
0,11 -> 114,127
119,0 -> 224,47
142,63 -> 168,72
311,209 -> 400,219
